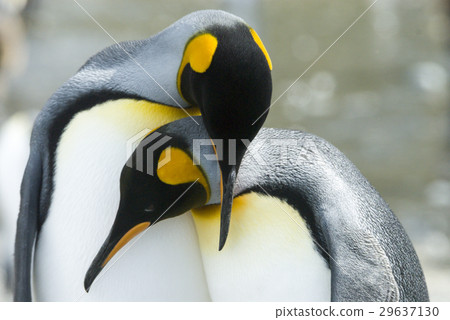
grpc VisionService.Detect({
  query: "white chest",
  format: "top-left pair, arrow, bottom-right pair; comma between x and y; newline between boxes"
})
192,192 -> 331,301
34,99 -> 209,301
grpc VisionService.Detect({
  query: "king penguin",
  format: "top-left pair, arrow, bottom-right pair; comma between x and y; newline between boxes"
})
88,116 -> 429,302
14,10 -> 273,301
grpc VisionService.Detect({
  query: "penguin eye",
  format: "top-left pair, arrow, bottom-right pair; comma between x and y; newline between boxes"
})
144,204 -> 155,213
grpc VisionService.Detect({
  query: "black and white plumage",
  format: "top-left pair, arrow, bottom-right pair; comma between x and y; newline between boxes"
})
14,10 -> 272,301
97,116 -> 429,301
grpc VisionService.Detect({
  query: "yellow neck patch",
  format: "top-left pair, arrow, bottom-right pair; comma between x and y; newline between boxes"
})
191,192 -> 309,252
250,28 -> 272,70
95,99 -> 201,132
157,147 -> 210,201
177,33 -> 218,97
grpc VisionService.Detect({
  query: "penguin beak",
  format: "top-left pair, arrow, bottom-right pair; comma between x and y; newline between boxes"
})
84,209 -> 150,292
218,164 -> 236,250
216,141 -> 246,251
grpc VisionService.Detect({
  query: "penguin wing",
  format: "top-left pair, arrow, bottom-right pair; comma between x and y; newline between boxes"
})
330,228 -> 399,302
14,148 -> 42,301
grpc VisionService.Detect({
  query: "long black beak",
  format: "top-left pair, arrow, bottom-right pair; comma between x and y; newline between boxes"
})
216,140 -> 247,251
84,214 -> 150,292
218,164 -> 237,250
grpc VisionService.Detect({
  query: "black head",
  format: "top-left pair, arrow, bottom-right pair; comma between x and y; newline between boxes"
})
178,23 -> 272,248
84,117 -> 219,291
179,24 -> 272,141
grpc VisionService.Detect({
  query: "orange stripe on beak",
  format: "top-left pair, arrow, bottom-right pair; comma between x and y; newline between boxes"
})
101,222 -> 151,267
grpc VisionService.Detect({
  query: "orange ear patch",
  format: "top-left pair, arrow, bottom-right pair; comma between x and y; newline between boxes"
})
250,28 -> 272,70
177,33 -> 218,96
157,147 -> 210,201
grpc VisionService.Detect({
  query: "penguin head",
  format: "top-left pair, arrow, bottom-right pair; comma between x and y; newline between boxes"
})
176,13 -> 272,249
177,18 -> 273,139
84,117 -> 220,292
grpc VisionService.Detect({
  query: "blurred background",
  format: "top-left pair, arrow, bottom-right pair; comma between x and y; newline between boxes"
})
0,0 -> 448,301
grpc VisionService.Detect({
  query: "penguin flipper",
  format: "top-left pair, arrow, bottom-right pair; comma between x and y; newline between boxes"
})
331,231 -> 399,302
14,149 -> 42,301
